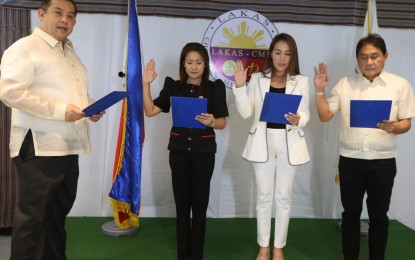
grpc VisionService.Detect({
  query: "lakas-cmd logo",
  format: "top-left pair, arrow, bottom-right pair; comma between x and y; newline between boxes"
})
202,9 -> 279,88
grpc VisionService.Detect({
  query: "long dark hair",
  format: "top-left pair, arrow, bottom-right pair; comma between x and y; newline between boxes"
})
262,33 -> 300,77
178,42 -> 210,96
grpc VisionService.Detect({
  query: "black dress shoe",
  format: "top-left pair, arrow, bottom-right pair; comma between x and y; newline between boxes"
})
0,227 -> 13,236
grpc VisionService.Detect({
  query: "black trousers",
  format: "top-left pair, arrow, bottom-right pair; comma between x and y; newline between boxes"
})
10,131 -> 79,260
169,151 -> 215,260
338,156 -> 396,260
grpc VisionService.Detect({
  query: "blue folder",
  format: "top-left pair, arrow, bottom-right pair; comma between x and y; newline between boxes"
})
350,100 -> 392,128
259,92 -> 302,124
171,96 -> 207,129
83,91 -> 132,117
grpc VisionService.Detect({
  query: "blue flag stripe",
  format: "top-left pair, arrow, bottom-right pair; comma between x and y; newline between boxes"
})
109,0 -> 143,218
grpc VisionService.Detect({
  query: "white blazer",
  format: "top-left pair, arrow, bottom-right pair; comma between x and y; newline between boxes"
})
232,72 -> 310,165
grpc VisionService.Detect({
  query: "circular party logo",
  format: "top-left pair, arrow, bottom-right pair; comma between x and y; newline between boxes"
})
202,9 -> 279,88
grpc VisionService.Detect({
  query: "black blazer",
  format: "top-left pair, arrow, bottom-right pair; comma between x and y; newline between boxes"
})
153,77 -> 229,154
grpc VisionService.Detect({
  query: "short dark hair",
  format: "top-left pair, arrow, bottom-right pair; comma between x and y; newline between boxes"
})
356,33 -> 387,57
41,0 -> 78,16
262,33 -> 300,76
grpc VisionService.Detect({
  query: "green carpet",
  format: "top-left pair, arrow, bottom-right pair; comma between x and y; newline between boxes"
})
66,217 -> 415,260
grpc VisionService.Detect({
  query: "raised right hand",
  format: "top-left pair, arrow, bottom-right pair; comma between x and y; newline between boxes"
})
234,60 -> 248,88
314,62 -> 330,91
143,59 -> 157,84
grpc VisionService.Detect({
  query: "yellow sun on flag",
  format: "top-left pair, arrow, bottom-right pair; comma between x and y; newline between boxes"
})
216,21 -> 268,49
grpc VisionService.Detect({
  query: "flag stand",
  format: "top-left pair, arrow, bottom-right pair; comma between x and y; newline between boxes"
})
338,221 -> 369,236
101,220 -> 139,236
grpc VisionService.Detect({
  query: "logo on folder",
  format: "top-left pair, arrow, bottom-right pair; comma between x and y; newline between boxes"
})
202,9 -> 279,88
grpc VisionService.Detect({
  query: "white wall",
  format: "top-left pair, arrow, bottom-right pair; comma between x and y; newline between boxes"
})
30,12 -> 415,229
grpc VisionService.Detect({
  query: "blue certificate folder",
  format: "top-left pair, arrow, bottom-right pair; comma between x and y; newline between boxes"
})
82,91 -> 132,117
171,96 -> 207,129
259,92 -> 302,124
350,100 -> 392,128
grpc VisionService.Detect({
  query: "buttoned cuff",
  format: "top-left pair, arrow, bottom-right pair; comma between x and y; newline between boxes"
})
232,84 -> 247,99
54,101 -> 67,120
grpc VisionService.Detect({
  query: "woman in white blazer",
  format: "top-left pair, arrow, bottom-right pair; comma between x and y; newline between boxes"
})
233,33 -> 310,260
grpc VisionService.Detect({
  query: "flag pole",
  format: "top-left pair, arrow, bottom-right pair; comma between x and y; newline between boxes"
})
102,0 -> 140,236
367,0 -> 371,34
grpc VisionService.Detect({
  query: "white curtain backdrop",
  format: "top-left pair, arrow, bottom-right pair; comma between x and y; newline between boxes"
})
30,11 -> 415,229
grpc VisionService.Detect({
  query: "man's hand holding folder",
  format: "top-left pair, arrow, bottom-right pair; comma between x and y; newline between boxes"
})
82,91 -> 132,117
350,100 -> 392,128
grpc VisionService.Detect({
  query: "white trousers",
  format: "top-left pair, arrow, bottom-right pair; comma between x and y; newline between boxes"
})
253,129 -> 298,248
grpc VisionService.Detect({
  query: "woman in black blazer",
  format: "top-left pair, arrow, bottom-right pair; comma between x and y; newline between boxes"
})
142,42 -> 229,260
